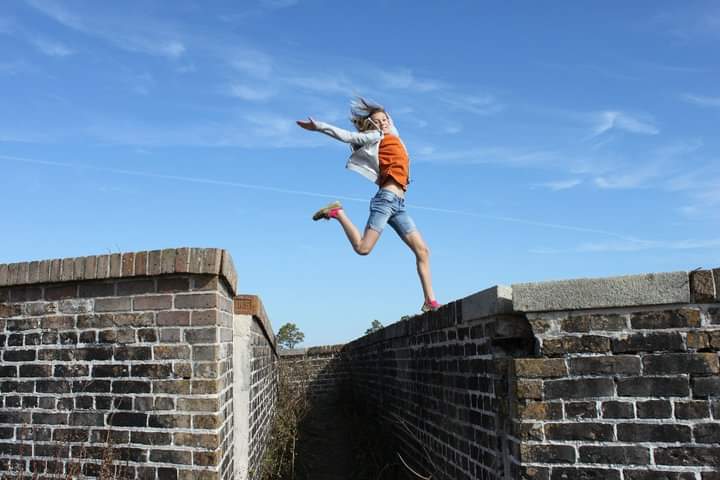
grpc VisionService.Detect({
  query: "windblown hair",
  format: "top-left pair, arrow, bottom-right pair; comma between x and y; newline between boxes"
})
350,97 -> 386,132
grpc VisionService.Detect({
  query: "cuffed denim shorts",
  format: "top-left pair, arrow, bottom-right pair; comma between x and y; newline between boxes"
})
366,189 -> 417,237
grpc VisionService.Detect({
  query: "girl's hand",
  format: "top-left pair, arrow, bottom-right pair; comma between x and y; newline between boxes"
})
296,117 -> 318,131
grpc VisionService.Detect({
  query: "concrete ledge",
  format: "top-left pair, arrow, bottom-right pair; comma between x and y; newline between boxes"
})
234,294 -> 276,351
461,285 -> 513,321
513,271 -> 690,312
0,247 -> 238,295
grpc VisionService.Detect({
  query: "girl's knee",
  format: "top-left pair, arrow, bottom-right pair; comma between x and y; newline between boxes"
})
355,246 -> 372,256
417,244 -> 430,260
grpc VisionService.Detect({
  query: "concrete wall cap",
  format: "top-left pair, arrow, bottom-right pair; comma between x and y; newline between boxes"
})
512,270 -> 690,312
0,247 -> 238,295
461,285 -> 513,321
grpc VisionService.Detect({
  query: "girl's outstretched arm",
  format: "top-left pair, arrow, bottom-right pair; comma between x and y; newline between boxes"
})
296,117 -> 381,146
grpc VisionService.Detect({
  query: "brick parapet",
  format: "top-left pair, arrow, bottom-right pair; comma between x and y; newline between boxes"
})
0,247 -> 238,295
0,252 -> 239,479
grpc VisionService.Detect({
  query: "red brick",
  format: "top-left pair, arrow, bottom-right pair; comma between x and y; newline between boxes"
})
134,295 -> 172,311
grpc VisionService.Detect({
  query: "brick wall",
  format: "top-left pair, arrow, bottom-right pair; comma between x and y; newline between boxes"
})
0,248 -> 239,480
333,269 -> 720,480
279,344 -> 349,401
512,269 -> 720,479
343,286 -> 530,479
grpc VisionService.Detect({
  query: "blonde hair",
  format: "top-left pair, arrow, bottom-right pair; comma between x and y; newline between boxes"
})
350,97 -> 386,132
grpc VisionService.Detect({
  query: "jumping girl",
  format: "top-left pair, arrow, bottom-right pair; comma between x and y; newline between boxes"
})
296,98 -> 441,312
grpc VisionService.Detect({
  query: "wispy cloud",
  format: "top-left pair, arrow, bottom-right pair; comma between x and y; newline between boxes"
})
377,68 -> 442,92
228,84 -> 274,101
681,93 -> 720,108
30,36 -> 74,57
25,0 -> 186,58
537,179 -> 582,191
414,145 -> 557,167
229,48 -> 274,77
439,93 -> 503,115
591,111 -> 659,137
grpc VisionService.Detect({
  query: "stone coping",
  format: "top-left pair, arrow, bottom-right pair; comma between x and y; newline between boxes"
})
234,294 -> 276,352
0,247 -> 238,295
512,270 -> 696,313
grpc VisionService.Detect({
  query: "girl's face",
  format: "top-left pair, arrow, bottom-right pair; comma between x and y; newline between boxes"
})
370,111 -> 391,134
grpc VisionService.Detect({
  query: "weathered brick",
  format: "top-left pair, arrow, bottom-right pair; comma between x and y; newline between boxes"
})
9,286 -> 42,302
520,444 -> 575,463
149,414 -> 191,429
544,378 -> 614,400
19,364 -> 51,377
157,310 -> 190,326
687,331 -> 710,350
113,345 -> 152,361
516,379 -> 543,399
568,355 -> 640,375
121,252 -> 135,276
193,450 -> 221,466
159,328 -> 181,343
94,297 -> 132,312
150,449 -> 192,465
691,269 -> 716,302
617,376 -> 689,397
515,358 -> 567,378
565,401 -> 597,419
692,377 -> 720,398
613,332 -> 686,353
655,447 -> 720,466
675,400 -> 709,419
109,412 -> 147,427
153,345 -> 191,360
518,401 -> 562,420
173,432 -> 220,449
191,309 -> 217,326
108,311 -> 154,327
644,353 -> 719,374
44,284 -> 77,300
158,277 -> 190,293
176,397 -> 219,412
545,422 -> 613,441
134,295 -> 172,311
78,281 -> 115,298
0,304 -> 22,318
551,468 -> 620,480
618,423 -> 691,442
631,308 -> 701,329
636,399 -> 672,418
185,327 -> 218,344
131,364 -> 173,379
624,472 -> 695,480
694,423 -> 720,443
109,253 -> 121,277
148,250 -> 162,275
117,279 -> 155,296
131,431 -> 171,445
175,293 -> 218,309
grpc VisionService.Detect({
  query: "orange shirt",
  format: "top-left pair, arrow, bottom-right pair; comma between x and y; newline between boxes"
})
378,134 -> 409,190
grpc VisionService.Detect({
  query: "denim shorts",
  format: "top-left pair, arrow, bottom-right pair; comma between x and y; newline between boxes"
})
366,189 -> 417,237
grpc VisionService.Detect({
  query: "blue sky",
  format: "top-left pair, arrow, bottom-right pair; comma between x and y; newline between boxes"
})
1,1 -> 719,346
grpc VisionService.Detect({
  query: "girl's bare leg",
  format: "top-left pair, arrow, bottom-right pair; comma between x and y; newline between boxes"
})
334,210 -> 381,256
401,231 -> 436,303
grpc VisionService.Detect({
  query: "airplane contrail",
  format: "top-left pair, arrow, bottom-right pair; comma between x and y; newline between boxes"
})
1,153 -> 647,243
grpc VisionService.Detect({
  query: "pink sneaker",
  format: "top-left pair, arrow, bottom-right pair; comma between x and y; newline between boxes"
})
421,300 -> 442,312
312,201 -> 342,221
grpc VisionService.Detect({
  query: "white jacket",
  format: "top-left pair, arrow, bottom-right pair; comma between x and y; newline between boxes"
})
314,121 -> 401,184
